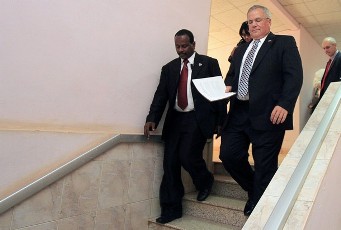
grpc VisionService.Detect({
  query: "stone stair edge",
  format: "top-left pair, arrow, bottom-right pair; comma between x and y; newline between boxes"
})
213,174 -> 238,183
184,192 -> 245,211
148,214 -> 240,230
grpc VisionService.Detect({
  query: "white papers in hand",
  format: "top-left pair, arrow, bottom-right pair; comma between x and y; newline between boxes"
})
192,76 -> 236,101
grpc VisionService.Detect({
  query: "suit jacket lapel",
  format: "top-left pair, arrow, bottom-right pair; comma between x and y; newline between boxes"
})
169,58 -> 181,103
329,51 -> 341,70
235,44 -> 249,80
191,53 -> 203,79
173,57 -> 181,82
251,32 -> 275,73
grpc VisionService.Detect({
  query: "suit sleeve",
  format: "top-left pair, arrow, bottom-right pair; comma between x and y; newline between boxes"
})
225,61 -> 235,86
225,45 -> 243,87
277,36 -> 303,113
145,66 -> 169,127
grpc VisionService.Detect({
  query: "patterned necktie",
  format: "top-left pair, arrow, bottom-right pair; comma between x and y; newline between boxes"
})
238,40 -> 260,97
321,59 -> 332,91
178,59 -> 189,110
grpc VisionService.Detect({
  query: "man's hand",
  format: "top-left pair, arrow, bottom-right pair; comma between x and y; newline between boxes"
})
144,122 -> 156,139
225,86 -> 232,93
270,106 -> 288,124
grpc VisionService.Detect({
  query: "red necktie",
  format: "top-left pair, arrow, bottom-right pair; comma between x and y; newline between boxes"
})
321,59 -> 332,90
178,59 -> 189,110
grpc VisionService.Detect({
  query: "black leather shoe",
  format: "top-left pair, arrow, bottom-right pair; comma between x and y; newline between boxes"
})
244,199 -> 256,216
197,176 -> 214,201
156,213 -> 182,224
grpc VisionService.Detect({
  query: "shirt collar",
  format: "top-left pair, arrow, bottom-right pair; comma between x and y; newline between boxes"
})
251,35 -> 268,47
182,52 -> 196,65
331,50 -> 339,61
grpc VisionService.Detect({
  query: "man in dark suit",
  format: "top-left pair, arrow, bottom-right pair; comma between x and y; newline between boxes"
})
144,29 -> 224,224
319,37 -> 341,99
220,5 -> 303,216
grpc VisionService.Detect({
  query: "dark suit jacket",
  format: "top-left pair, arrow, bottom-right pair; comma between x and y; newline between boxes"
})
320,51 -> 341,98
146,53 -> 225,139
225,32 -> 303,131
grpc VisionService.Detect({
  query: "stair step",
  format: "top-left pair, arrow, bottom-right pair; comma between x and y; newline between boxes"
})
148,215 -> 239,230
183,193 -> 247,228
213,162 -> 229,175
213,162 -> 254,176
148,172 -> 248,229
212,175 -> 248,200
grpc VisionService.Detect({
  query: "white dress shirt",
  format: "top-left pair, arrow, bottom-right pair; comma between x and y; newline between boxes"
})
175,52 -> 196,112
237,36 -> 267,100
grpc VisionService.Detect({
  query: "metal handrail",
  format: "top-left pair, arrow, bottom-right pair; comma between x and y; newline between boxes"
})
264,85 -> 341,229
0,134 -> 162,214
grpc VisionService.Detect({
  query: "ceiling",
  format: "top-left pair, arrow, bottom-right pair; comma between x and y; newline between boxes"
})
208,0 -> 341,52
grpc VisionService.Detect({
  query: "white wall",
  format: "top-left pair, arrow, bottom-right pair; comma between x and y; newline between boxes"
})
298,25 -> 326,130
0,0 -> 212,133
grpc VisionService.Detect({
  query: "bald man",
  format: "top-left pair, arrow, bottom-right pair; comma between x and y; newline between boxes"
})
319,37 -> 341,100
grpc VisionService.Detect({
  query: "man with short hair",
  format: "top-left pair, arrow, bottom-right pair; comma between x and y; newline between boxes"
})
220,5 -> 303,216
144,29 -> 224,224
319,37 -> 341,100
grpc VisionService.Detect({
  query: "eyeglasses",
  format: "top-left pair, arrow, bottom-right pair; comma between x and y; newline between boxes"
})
247,17 -> 269,25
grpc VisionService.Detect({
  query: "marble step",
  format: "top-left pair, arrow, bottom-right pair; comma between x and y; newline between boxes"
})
213,162 -> 255,176
213,162 -> 229,175
212,174 -> 248,201
183,192 -> 247,228
148,169 -> 248,229
148,215 -> 239,230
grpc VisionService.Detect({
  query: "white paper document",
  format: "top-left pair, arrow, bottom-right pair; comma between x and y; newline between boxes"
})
192,76 -> 236,102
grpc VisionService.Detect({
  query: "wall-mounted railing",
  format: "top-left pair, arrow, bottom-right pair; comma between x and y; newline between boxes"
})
263,84 -> 341,229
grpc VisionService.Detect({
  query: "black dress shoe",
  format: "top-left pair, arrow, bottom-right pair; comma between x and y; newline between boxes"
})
244,199 -> 256,216
197,175 -> 214,201
156,213 -> 182,224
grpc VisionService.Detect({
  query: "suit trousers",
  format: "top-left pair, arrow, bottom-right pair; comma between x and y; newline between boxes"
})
159,110 -> 213,213
219,100 -> 285,203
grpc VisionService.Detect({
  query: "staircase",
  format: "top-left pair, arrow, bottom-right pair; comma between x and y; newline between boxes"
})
148,162 -> 248,229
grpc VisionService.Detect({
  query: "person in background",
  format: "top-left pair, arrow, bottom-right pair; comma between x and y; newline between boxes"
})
220,5 -> 303,216
308,69 -> 324,112
225,21 -> 253,85
144,29 -> 225,224
228,21 -> 253,63
318,37 -> 341,101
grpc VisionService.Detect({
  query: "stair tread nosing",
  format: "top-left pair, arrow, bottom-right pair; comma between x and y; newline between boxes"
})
183,192 -> 247,227
148,214 -> 240,230
184,193 -> 245,211
212,174 -> 248,200
214,174 -> 239,183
